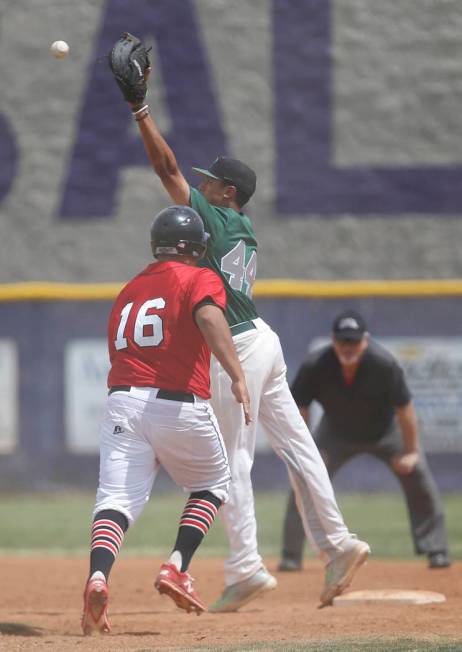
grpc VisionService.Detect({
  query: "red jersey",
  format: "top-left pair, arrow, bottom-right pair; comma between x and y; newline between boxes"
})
107,261 -> 226,399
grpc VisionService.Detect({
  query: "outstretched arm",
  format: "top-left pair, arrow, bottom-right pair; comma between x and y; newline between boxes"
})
133,103 -> 190,205
109,34 -> 190,205
195,304 -> 251,425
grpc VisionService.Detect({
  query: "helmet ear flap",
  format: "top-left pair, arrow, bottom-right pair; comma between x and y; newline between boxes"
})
186,230 -> 210,259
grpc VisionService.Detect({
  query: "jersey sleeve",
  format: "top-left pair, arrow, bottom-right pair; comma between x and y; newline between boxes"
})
188,268 -> 227,315
291,359 -> 317,407
190,186 -> 223,241
390,361 -> 412,406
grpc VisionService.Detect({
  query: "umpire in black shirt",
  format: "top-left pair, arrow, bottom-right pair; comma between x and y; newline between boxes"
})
278,310 -> 451,570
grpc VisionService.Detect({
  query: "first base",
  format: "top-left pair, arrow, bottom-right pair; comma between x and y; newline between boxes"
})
333,589 -> 446,606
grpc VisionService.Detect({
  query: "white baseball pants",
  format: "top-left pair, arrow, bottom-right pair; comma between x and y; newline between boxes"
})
210,318 -> 350,586
94,386 -> 230,525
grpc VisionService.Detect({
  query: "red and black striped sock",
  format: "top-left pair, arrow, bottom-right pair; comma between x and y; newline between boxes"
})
172,491 -> 221,572
90,509 -> 128,580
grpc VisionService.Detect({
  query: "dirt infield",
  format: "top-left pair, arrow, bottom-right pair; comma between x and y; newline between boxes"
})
0,557 -> 460,650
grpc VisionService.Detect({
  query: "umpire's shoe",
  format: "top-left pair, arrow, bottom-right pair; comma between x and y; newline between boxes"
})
278,557 -> 302,572
209,566 -> 277,613
81,572 -> 111,635
319,538 -> 371,608
428,551 -> 451,569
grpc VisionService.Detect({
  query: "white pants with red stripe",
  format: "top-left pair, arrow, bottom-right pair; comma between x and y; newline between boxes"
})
210,318 -> 351,587
94,386 -> 230,525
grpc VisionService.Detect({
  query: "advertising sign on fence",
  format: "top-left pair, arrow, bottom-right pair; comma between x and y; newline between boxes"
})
382,338 -> 462,453
0,340 -> 18,454
65,339 -> 109,454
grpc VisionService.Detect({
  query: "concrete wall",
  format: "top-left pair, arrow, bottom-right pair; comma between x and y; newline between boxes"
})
2,0 -> 462,283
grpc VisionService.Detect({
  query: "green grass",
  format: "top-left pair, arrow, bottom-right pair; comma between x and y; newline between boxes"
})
164,641 -> 462,652
165,642 -> 462,652
0,491 -> 460,560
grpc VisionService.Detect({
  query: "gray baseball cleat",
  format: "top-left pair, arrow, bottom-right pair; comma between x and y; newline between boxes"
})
319,538 -> 371,608
209,566 -> 277,613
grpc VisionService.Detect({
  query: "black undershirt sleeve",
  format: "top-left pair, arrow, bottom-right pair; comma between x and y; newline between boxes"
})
192,297 -> 226,324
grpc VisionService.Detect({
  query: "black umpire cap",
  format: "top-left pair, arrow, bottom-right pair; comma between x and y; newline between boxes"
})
332,310 -> 368,342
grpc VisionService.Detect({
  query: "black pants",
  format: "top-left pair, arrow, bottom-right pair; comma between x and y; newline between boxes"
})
280,426 -> 449,562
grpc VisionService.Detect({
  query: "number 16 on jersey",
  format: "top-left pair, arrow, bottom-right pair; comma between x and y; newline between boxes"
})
114,298 -> 166,350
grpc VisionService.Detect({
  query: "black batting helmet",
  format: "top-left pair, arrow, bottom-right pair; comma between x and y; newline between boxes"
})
150,205 -> 210,259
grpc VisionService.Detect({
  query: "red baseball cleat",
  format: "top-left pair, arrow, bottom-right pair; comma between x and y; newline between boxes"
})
155,563 -> 205,615
81,575 -> 111,635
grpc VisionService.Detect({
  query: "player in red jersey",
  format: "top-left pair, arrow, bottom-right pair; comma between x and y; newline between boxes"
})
82,205 -> 251,635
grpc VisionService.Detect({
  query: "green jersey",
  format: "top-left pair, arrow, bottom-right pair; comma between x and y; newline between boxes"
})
190,187 -> 258,328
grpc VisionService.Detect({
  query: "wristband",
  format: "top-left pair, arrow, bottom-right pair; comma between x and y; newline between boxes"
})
132,104 -> 149,121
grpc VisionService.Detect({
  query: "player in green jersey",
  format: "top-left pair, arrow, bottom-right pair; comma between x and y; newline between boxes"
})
190,182 -> 259,329
114,64 -> 370,611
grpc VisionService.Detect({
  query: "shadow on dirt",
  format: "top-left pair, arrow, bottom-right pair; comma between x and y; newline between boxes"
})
0,622 -> 43,636
117,630 -> 161,636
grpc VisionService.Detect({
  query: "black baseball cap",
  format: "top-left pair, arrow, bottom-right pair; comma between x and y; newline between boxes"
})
192,156 -> 257,200
332,310 -> 367,342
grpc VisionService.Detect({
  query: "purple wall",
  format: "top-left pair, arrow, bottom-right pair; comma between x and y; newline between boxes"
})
0,296 -> 460,491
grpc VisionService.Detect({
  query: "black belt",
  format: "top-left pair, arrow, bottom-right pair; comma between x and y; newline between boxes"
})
108,386 -> 194,403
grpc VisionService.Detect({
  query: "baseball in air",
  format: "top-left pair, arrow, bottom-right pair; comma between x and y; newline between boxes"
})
50,40 -> 70,59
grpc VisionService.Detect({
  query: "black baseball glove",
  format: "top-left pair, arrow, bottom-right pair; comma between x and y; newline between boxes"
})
109,32 -> 151,104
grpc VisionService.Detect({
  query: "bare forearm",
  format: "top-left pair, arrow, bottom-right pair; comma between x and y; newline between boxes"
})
133,110 -> 189,204
195,304 -> 251,424
200,323 -> 244,382
137,116 -> 177,177
396,403 -> 419,453
391,403 -> 419,474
